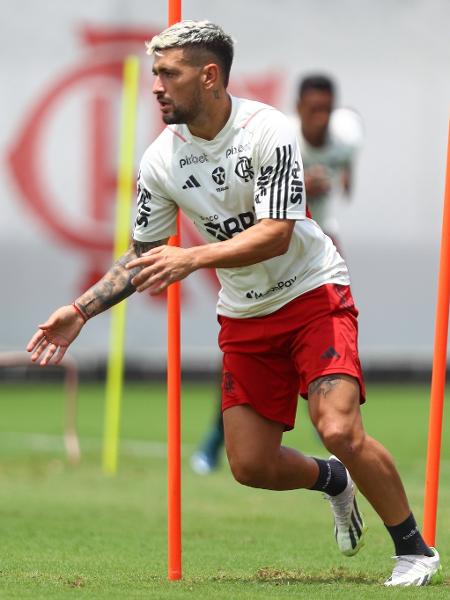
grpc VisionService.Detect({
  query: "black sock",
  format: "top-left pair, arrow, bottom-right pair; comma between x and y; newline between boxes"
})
385,513 -> 433,556
309,457 -> 348,496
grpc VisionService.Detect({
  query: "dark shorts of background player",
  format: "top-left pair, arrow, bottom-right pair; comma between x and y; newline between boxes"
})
218,284 -> 366,431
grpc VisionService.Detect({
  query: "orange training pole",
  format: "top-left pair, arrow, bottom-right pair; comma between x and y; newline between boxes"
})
423,119 -> 450,546
169,0 -> 181,27
167,0 -> 182,581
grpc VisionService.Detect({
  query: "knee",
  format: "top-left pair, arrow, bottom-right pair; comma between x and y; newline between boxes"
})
228,454 -> 270,488
317,422 -> 365,460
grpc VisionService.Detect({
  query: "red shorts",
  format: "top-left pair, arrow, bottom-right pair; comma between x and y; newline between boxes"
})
218,284 -> 365,430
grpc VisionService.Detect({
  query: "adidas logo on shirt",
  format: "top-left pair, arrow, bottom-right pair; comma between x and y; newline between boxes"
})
182,175 -> 201,189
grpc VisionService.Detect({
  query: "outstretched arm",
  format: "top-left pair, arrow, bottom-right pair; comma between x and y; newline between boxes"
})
74,240 -> 164,320
26,239 -> 166,366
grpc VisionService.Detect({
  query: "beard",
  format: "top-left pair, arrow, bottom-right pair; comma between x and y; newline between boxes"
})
162,106 -> 195,125
160,89 -> 203,125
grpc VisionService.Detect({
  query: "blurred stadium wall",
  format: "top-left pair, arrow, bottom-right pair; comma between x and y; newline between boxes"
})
1,0 -> 449,376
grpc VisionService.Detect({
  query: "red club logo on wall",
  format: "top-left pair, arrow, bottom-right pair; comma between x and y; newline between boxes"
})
7,25 -> 281,297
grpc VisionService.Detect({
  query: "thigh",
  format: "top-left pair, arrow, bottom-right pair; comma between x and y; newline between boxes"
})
291,284 -> 366,403
307,374 -> 364,435
219,315 -> 300,430
223,404 -> 284,464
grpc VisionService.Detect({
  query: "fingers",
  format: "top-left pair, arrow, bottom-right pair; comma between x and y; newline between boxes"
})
130,262 -> 166,292
53,345 -> 68,365
26,329 -> 46,352
127,246 -> 184,293
133,268 -> 168,293
126,256 -> 148,270
130,265 -> 152,290
126,246 -> 164,270
143,245 -> 165,256
36,339 -> 67,367
27,329 -> 67,366
29,336 -> 49,362
39,342 -> 60,367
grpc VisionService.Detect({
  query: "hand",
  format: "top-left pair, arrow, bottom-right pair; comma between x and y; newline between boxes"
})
26,305 -> 86,366
126,245 -> 196,294
304,165 -> 331,198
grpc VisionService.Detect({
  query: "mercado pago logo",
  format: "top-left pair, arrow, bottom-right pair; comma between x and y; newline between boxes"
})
246,276 -> 297,300
7,25 -> 282,296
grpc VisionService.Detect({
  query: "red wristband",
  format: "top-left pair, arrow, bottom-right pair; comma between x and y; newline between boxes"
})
72,302 -> 88,323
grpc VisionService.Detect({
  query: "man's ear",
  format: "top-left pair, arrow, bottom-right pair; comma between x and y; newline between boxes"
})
202,63 -> 220,89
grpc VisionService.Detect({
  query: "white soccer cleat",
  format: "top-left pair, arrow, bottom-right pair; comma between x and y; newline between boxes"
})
384,547 -> 442,587
190,451 -> 216,475
325,456 -> 366,557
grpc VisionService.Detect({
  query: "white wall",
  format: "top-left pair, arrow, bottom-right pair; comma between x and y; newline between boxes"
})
1,0 -> 449,369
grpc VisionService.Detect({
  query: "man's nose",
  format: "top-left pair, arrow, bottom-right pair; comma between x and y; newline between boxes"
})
152,75 -> 164,94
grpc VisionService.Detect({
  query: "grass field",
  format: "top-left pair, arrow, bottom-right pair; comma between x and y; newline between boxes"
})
0,381 -> 449,599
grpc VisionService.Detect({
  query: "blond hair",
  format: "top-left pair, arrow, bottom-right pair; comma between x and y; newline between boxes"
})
146,20 -> 234,86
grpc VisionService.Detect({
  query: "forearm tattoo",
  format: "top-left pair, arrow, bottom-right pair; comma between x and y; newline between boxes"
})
75,240 -> 165,319
308,375 -> 342,398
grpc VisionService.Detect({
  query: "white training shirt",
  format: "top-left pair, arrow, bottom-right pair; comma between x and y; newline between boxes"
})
133,96 -> 349,318
292,108 -> 362,234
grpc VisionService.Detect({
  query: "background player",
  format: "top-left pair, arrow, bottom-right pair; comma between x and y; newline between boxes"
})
294,74 -> 363,253
190,380 -> 224,474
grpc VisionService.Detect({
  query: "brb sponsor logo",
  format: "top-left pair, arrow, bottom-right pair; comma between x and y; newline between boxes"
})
225,142 -> 250,159
204,211 -> 255,241
246,276 -> 297,300
179,152 -> 208,168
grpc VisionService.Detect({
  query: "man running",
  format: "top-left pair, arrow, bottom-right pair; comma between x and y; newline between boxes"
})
27,20 -> 441,587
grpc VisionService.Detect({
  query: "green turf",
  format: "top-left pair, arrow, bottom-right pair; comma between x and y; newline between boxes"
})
0,381 -> 448,598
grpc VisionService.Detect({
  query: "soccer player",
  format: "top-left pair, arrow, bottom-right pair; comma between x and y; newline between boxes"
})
191,75 -> 363,474
190,387 -> 224,474
295,74 -> 362,253
27,20 -> 440,587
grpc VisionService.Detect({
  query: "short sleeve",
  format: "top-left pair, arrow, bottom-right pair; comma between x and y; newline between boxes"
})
253,111 -> 305,220
132,149 -> 178,242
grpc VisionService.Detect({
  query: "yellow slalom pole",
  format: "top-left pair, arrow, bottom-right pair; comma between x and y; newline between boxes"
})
102,55 -> 140,474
